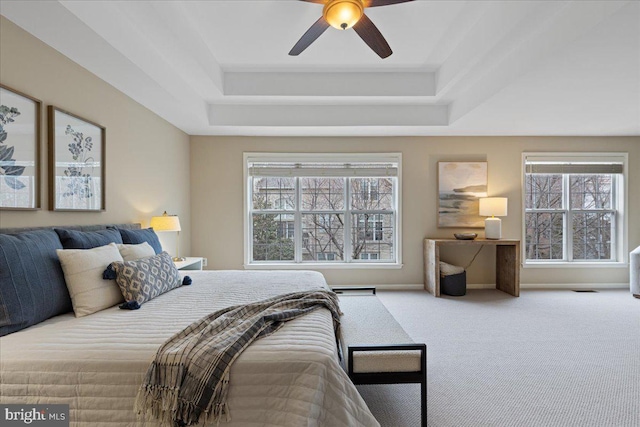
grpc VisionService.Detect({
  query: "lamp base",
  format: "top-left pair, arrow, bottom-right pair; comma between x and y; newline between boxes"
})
484,217 -> 502,240
173,256 -> 186,262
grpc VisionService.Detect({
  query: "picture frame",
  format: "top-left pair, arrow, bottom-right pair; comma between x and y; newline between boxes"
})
48,106 -> 105,211
438,161 -> 487,228
0,84 -> 42,210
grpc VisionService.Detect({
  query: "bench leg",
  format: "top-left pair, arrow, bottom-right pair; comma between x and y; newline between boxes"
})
421,345 -> 427,427
421,377 -> 427,427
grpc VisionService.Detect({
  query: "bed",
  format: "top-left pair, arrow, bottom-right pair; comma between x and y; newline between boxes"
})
0,226 -> 378,427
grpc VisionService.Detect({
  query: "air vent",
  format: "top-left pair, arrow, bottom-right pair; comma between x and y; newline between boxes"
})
573,290 -> 598,293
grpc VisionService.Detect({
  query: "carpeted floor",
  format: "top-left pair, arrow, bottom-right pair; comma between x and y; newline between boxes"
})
356,289 -> 640,427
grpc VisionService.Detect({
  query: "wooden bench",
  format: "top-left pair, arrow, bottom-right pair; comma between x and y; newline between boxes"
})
334,287 -> 427,427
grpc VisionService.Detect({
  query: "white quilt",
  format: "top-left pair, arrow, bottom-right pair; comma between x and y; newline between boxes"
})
0,270 -> 379,427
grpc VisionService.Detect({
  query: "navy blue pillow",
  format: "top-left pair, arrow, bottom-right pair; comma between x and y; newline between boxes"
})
0,229 -> 73,337
54,228 -> 123,249
118,228 -> 162,254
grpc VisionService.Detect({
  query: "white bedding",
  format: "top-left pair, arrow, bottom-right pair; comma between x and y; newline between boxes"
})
0,270 -> 379,427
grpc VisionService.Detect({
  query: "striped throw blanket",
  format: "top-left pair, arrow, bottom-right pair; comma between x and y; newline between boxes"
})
135,290 -> 342,426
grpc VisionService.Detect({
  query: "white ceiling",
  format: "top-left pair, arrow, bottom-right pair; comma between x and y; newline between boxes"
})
1,0 -> 639,136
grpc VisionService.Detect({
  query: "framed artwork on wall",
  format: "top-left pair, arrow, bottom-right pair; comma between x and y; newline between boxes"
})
438,161 -> 487,228
48,106 -> 105,211
0,84 -> 41,210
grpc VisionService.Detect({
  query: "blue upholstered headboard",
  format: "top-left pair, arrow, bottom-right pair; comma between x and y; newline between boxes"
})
0,223 -> 142,337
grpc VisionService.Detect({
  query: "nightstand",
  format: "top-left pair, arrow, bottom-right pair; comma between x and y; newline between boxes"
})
174,257 -> 204,271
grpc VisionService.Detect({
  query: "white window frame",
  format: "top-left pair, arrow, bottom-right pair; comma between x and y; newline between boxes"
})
357,214 -> 384,241
243,152 -> 402,269
521,152 -> 628,268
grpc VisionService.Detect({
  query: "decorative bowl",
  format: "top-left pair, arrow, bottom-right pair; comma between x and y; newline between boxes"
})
454,233 -> 477,240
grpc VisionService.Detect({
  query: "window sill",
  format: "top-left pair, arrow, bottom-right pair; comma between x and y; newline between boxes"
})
523,262 -> 627,269
244,262 -> 403,270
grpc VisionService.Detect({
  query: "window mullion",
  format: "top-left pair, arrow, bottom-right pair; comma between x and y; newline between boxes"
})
523,153 -> 626,264
393,177 -> 398,263
611,174 -> 617,262
249,177 -> 254,264
247,154 -> 401,266
565,174 -> 572,262
344,177 -> 352,263
294,176 -> 302,263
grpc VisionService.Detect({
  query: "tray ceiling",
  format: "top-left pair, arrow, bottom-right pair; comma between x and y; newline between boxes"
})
1,0 -> 638,136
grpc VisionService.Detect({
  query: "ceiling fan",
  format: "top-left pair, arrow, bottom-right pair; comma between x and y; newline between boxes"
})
289,0 -> 414,59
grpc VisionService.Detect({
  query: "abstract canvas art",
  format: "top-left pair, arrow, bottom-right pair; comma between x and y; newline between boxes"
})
438,162 -> 487,228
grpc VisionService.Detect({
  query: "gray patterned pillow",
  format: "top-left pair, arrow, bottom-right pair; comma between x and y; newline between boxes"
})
111,252 -> 181,305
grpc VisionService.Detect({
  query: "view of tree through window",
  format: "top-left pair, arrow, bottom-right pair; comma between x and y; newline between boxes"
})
247,157 -> 399,264
524,172 -> 617,262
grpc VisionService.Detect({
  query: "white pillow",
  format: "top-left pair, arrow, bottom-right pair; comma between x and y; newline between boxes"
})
117,242 -> 155,261
57,242 -> 124,317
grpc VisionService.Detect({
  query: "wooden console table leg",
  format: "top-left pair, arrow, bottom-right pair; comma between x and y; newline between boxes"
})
423,239 -> 440,297
496,243 -> 520,297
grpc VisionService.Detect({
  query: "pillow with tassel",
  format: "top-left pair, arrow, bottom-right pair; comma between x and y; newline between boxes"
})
105,251 -> 191,307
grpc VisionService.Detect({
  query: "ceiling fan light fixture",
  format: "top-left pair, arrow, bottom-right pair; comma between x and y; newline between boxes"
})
323,0 -> 364,30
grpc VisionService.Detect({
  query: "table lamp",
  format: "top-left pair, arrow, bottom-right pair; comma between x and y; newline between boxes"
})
150,211 -> 185,261
479,197 -> 508,240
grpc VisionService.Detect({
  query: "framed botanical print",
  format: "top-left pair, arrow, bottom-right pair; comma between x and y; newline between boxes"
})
438,161 -> 488,228
48,106 -> 105,211
0,84 -> 41,210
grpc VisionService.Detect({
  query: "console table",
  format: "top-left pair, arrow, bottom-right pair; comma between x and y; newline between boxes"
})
423,238 -> 520,297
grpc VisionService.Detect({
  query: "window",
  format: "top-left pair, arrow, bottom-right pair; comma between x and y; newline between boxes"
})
245,153 -> 401,266
523,153 -> 627,265
277,221 -> 295,239
317,252 -> 337,261
356,214 -> 384,241
360,179 -> 379,202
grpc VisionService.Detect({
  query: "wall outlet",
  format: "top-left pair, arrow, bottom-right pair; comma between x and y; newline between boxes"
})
202,258 -> 208,267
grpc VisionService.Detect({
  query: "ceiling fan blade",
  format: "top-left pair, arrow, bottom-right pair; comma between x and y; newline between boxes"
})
297,0 -> 326,3
364,0 -> 414,7
352,14 -> 392,58
289,17 -> 330,56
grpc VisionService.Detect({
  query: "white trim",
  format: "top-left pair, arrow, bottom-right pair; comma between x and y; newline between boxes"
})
469,283 -> 628,289
368,284 -> 423,291
396,153 -> 403,270
325,283 -> 629,291
249,167 -> 398,177
244,152 -> 402,268
243,153 -> 250,267
520,283 -> 628,290
243,262 -> 404,270
523,153 -> 627,164
245,152 -> 402,164
521,151 -> 628,266
522,261 -> 627,268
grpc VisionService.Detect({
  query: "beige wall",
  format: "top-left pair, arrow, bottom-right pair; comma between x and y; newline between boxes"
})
5,15 -> 636,284
191,136 -> 639,287
0,17 -> 191,256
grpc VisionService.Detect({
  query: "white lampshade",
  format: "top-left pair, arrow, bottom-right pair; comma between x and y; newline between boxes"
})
150,211 -> 181,232
479,197 -> 508,217
479,198 -> 507,240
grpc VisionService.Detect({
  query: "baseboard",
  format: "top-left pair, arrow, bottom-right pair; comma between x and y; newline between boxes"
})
467,283 -> 497,290
520,283 -> 628,290
464,283 -> 628,290
339,284 -> 424,291
345,283 -> 629,291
